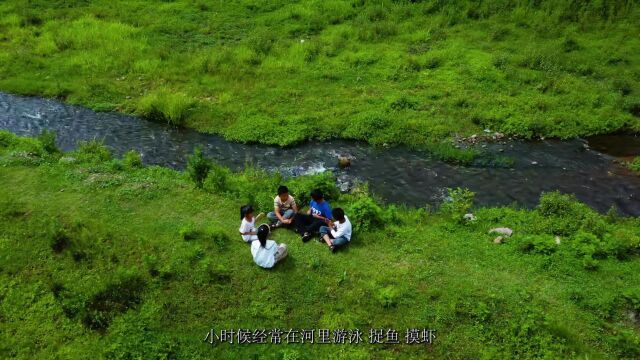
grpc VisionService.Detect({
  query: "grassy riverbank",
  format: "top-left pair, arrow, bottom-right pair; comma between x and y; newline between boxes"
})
1,1 -> 640,148
1,131 -> 640,358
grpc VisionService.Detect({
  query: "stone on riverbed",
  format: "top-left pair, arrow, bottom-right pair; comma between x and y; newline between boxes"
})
338,155 -> 352,169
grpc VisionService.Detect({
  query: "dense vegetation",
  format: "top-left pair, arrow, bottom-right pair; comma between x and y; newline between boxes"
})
1,130 -> 640,358
1,1 -> 640,148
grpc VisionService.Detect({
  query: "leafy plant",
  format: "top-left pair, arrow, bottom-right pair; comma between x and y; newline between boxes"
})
440,187 -> 475,223
186,146 -> 211,189
37,130 -> 60,155
75,139 -> 111,163
347,196 -> 384,232
123,150 -> 143,169
377,286 -> 399,308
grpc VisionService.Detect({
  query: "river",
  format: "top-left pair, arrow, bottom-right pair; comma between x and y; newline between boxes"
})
1,92 -> 639,215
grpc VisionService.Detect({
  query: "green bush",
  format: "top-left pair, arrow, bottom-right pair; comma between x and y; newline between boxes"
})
608,329 -> 640,359
37,130 -> 60,155
572,231 -> 607,261
377,286 -> 399,308
179,223 -> 201,241
50,227 -> 71,253
538,191 -> 578,217
603,230 -> 640,260
288,172 -> 340,207
209,228 -> 229,249
203,163 -> 230,194
347,196 -> 384,232
75,140 -> 111,163
0,131 -> 15,148
81,270 -> 146,331
440,187 -> 475,223
536,191 -> 603,237
517,235 -> 557,255
136,90 -> 195,126
143,255 -> 159,277
186,146 -> 211,189
123,150 -> 143,169
629,157 -> 640,172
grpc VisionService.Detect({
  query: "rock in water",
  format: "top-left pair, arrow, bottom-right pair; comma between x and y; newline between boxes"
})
489,227 -> 513,237
338,156 -> 351,169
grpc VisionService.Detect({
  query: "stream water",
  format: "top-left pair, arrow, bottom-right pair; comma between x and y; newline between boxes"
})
1,92 -> 639,215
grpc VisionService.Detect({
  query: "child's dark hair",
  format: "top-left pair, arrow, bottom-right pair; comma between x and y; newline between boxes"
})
257,224 -> 270,247
277,185 -> 289,195
332,208 -> 345,222
310,189 -> 324,202
240,205 -> 254,220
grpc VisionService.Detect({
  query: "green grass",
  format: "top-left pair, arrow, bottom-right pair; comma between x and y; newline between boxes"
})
1,130 -> 640,358
1,1 -> 639,151
629,156 -> 640,172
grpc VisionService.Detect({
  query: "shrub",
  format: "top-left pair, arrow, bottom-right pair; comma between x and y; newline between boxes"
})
581,255 -> 599,271
572,231 -> 606,259
390,96 -> 417,111
75,139 -> 111,163
179,223 -> 201,241
622,288 -> 640,312
186,146 -> 211,188
426,142 -> 479,165
0,131 -> 15,148
143,255 -> 159,277
37,130 -> 60,154
561,37 -> 580,52
440,187 -> 475,223
538,191 -> 577,217
608,329 -> 640,359
81,270 -> 146,331
377,286 -> 399,308
50,227 -> 71,253
123,150 -> 143,169
603,230 -> 640,260
137,90 -> 195,126
203,163 -> 230,193
347,196 -> 384,232
613,79 -> 633,96
629,157 -> 640,172
288,172 -> 340,206
517,235 -> 557,255
536,192 -> 600,236
209,228 -> 229,249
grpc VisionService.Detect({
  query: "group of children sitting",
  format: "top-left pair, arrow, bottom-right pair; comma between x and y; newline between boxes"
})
239,186 -> 353,269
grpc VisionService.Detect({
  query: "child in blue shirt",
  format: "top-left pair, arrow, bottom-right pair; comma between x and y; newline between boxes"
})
293,189 -> 332,242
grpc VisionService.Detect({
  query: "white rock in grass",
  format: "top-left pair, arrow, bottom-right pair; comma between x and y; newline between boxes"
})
489,227 -> 513,237
555,236 -> 561,245
463,213 -> 476,221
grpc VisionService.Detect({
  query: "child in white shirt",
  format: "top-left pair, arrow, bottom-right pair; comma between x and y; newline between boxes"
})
319,208 -> 352,253
239,205 -> 264,243
251,224 -> 288,268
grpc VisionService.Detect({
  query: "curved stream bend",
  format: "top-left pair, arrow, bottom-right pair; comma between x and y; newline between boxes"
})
1,92 -> 639,215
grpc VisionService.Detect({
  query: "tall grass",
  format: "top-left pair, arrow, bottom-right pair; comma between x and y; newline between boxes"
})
0,0 -> 638,148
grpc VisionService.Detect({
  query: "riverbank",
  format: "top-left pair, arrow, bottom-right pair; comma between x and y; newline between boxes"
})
1,131 -> 639,358
3,92 -> 640,215
1,1 -> 639,148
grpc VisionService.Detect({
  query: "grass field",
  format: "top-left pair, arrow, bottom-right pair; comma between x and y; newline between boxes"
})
1,131 -> 640,358
1,1 -> 640,148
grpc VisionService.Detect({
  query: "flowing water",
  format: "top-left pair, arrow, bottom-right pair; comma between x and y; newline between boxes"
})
1,92 -> 639,215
